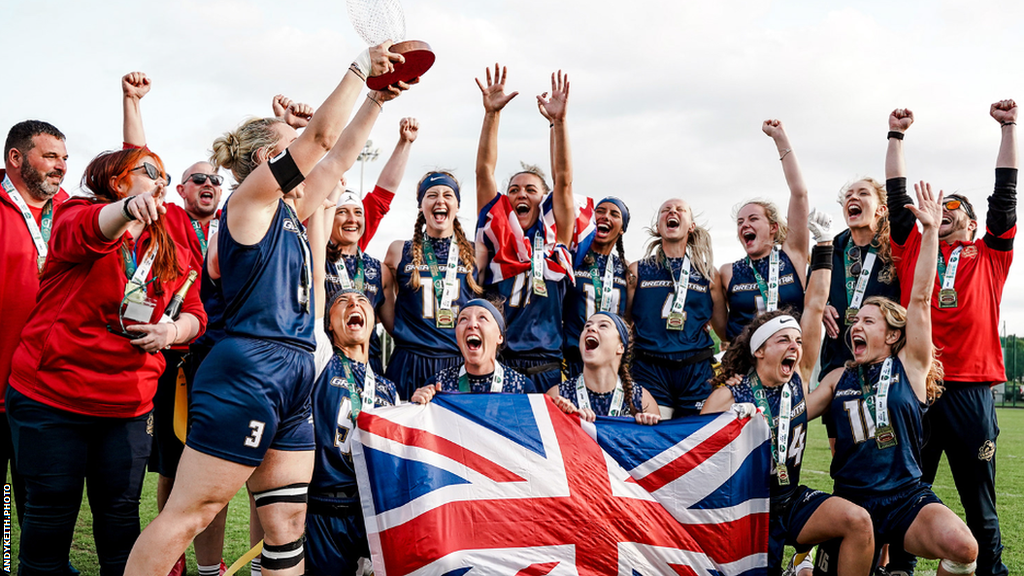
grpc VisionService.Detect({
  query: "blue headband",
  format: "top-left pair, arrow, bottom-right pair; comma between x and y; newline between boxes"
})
596,197 -> 630,232
461,299 -> 505,336
594,311 -> 630,350
418,173 -> 461,205
327,288 -> 374,325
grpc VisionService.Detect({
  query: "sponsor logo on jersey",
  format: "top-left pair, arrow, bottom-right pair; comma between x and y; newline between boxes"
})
731,273 -> 796,293
789,400 -> 806,419
404,263 -> 473,274
365,264 -> 379,280
638,280 -> 709,293
962,245 -> 979,259
835,388 -> 861,398
330,376 -> 346,388
283,219 -> 299,233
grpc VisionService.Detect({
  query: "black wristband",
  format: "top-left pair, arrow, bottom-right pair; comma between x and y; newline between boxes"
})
121,197 -> 136,222
811,244 -> 834,270
268,149 -> 305,195
887,130 -> 905,141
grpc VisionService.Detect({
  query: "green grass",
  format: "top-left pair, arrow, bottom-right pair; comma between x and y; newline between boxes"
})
6,409 -> 1024,574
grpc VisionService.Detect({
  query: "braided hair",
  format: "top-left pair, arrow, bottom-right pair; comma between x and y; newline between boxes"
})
407,172 -> 482,295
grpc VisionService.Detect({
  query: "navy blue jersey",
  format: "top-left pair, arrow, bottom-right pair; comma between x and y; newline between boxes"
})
193,260 -> 226,349
820,230 -> 901,375
488,274 -> 566,357
830,357 -> 925,498
555,378 -> 646,416
310,353 -> 398,494
632,256 -> 714,355
326,252 -> 384,364
218,201 -> 315,350
425,364 -> 536,394
563,249 -> 628,352
728,372 -> 809,502
392,236 -> 477,357
726,249 -> 804,340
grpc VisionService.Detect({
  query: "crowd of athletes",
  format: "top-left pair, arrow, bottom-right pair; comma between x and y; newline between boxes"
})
0,41 -> 1015,576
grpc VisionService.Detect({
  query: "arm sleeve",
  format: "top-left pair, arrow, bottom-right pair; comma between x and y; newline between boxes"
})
886,177 -> 916,246
50,201 -> 122,264
983,168 -> 1017,251
360,185 -> 395,250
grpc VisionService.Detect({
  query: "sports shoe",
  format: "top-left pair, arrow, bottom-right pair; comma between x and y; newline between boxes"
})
168,554 -> 186,576
220,560 -> 228,576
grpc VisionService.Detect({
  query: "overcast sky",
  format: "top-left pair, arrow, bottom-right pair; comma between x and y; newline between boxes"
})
7,0 -> 1024,331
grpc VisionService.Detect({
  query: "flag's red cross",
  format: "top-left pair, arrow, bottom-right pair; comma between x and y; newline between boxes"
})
361,399 -> 739,575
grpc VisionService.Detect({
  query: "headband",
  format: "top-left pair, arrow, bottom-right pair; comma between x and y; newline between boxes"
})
328,288 -> 374,321
594,311 -> 630,350
338,190 -> 361,207
596,197 -> 630,232
461,299 -> 505,336
749,315 -> 801,355
417,173 -> 461,205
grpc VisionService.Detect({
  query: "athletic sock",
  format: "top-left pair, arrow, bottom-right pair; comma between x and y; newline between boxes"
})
198,564 -> 221,576
250,556 -> 261,576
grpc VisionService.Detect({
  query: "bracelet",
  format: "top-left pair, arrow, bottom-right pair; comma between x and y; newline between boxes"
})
352,49 -> 371,80
887,130 -> 905,140
367,93 -> 384,110
778,148 -> 792,161
549,122 -> 554,128
348,63 -> 367,82
811,244 -> 834,270
1001,121 -> 1016,127
121,197 -> 136,222
167,322 -> 179,349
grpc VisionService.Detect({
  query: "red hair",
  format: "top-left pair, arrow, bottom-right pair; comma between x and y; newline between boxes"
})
82,148 -> 181,285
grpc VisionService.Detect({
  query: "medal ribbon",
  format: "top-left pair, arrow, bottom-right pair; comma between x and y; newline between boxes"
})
531,233 -> 546,294
283,204 -> 313,312
667,255 -> 692,316
189,217 -> 218,256
423,238 -> 460,312
844,244 -> 878,310
122,240 -> 159,298
3,175 -> 52,272
337,251 -> 366,292
574,375 -> 625,416
587,252 -> 617,313
748,372 -> 792,471
746,247 -> 780,312
457,362 -> 505,393
937,246 -> 962,291
858,357 -> 893,430
338,353 -> 377,422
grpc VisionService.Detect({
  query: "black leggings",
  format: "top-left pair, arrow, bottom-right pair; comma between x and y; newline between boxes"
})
6,387 -> 151,576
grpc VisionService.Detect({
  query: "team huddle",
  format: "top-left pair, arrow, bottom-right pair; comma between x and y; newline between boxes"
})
0,41 -> 1015,576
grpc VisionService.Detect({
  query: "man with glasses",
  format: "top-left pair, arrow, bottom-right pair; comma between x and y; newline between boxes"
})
883,101 -> 1017,576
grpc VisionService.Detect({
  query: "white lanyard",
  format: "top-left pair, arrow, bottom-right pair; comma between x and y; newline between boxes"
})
208,218 -> 219,240
125,243 -> 159,299
767,247 -> 780,312
875,357 -> 893,428
458,362 -> 505,393
941,247 -> 962,290
337,251 -> 359,290
575,375 -> 625,416
531,234 -> 546,280
439,240 -> 460,311
669,256 -> 692,315
598,254 -> 616,312
361,362 -> 378,408
776,383 -> 792,465
3,175 -> 50,271
849,251 -> 877,310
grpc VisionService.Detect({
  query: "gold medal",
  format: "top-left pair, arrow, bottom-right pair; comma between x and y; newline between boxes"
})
938,288 -> 958,309
845,308 -> 859,325
776,462 -> 790,486
37,255 -> 46,273
666,310 -> 686,331
532,276 -> 548,297
875,425 -> 898,449
436,308 -> 455,329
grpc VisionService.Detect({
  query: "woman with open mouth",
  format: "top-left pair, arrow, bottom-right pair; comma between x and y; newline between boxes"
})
813,182 -> 980,576
626,198 -> 720,420
306,289 -> 399,576
547,312 -> 660,425
410,299 -> 536,402
717,119 -> 810,344
703,211 -> 876,576
382,171 -> 483,400
473,65 -> 579,394
562,197 -> 631,381
325,118 -> 419,375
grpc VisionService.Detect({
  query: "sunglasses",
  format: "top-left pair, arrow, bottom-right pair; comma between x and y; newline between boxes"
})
943,197 -> 976,219
184,173 -> 223,186
131,162 -> 170,185
849,245 -> 863,276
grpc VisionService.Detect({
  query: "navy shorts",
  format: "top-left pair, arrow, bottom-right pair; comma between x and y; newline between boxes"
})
385,347 -> 461,401
502,353 -> 561,394
188,336 -> 315,467
769,485 -> 831,573
305,499 -> 368,576
844,483 -> 942,547
149,349 -> 187,477
632,352 -> 714,417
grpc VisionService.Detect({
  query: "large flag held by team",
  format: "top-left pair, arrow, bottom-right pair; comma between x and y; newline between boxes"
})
352,394 -> 771,576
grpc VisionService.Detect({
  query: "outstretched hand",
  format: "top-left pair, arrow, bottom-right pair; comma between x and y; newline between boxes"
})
122,72 -> 151,100
550,394 -> 578,416
761,119 -> 786,139
991,99 -> 1018,125
889,108 -> 914,132
124,181 -> 168,226
908,181 -> 942,229
411,384 -> 441,404
399,117 -> 419,142
475,63 -> 519,113
536,70 -> 570,122
368,41 -> 405,77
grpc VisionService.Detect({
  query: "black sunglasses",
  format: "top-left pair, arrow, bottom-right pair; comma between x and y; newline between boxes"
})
131,162 -> 170,185
849,245 -> 862,276
185,173 -> 223,186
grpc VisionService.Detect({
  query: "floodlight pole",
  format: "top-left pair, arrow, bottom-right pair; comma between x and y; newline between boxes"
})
358,140 -> 381,196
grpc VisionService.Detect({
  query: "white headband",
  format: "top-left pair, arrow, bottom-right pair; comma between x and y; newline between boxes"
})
338,190 -> 361,207
750,315 -> 801,355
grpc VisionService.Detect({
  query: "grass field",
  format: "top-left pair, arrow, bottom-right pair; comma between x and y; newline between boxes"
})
6,408 -> 1024,575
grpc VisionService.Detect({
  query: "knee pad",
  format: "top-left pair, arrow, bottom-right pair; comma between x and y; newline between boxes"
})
252,483 -> 308,508
262,536 -> 305,570
940,559 -> 977,574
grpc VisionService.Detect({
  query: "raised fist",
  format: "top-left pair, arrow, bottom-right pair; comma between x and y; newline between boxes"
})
122,72 -> 151,100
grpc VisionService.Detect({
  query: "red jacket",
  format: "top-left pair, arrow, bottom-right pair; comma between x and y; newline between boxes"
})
0,169 -> 69,411
10,198 -> 207,417
162,203 -> 218,350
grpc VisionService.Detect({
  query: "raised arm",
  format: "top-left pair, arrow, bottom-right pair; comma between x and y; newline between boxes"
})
886,108 -> 917,244
122,72 -> 151,148
763,120 -> 810,276
986,99 -> 1018,250
310,186 -> 342,320
799,210 -> 833,386
97,183 -> 167,239
272,94 -> 315,130
710,267 -> 728,341
902,181 -> 942,402
475,64 -> 519,211
376,117 -> 418,193
538,71 -> 574,246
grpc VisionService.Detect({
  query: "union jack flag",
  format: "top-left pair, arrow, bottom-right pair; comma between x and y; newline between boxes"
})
353,394 -> 770,576
475,193 -> 595,285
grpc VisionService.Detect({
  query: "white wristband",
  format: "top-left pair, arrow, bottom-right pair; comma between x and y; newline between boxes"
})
353,49 -> 371,78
